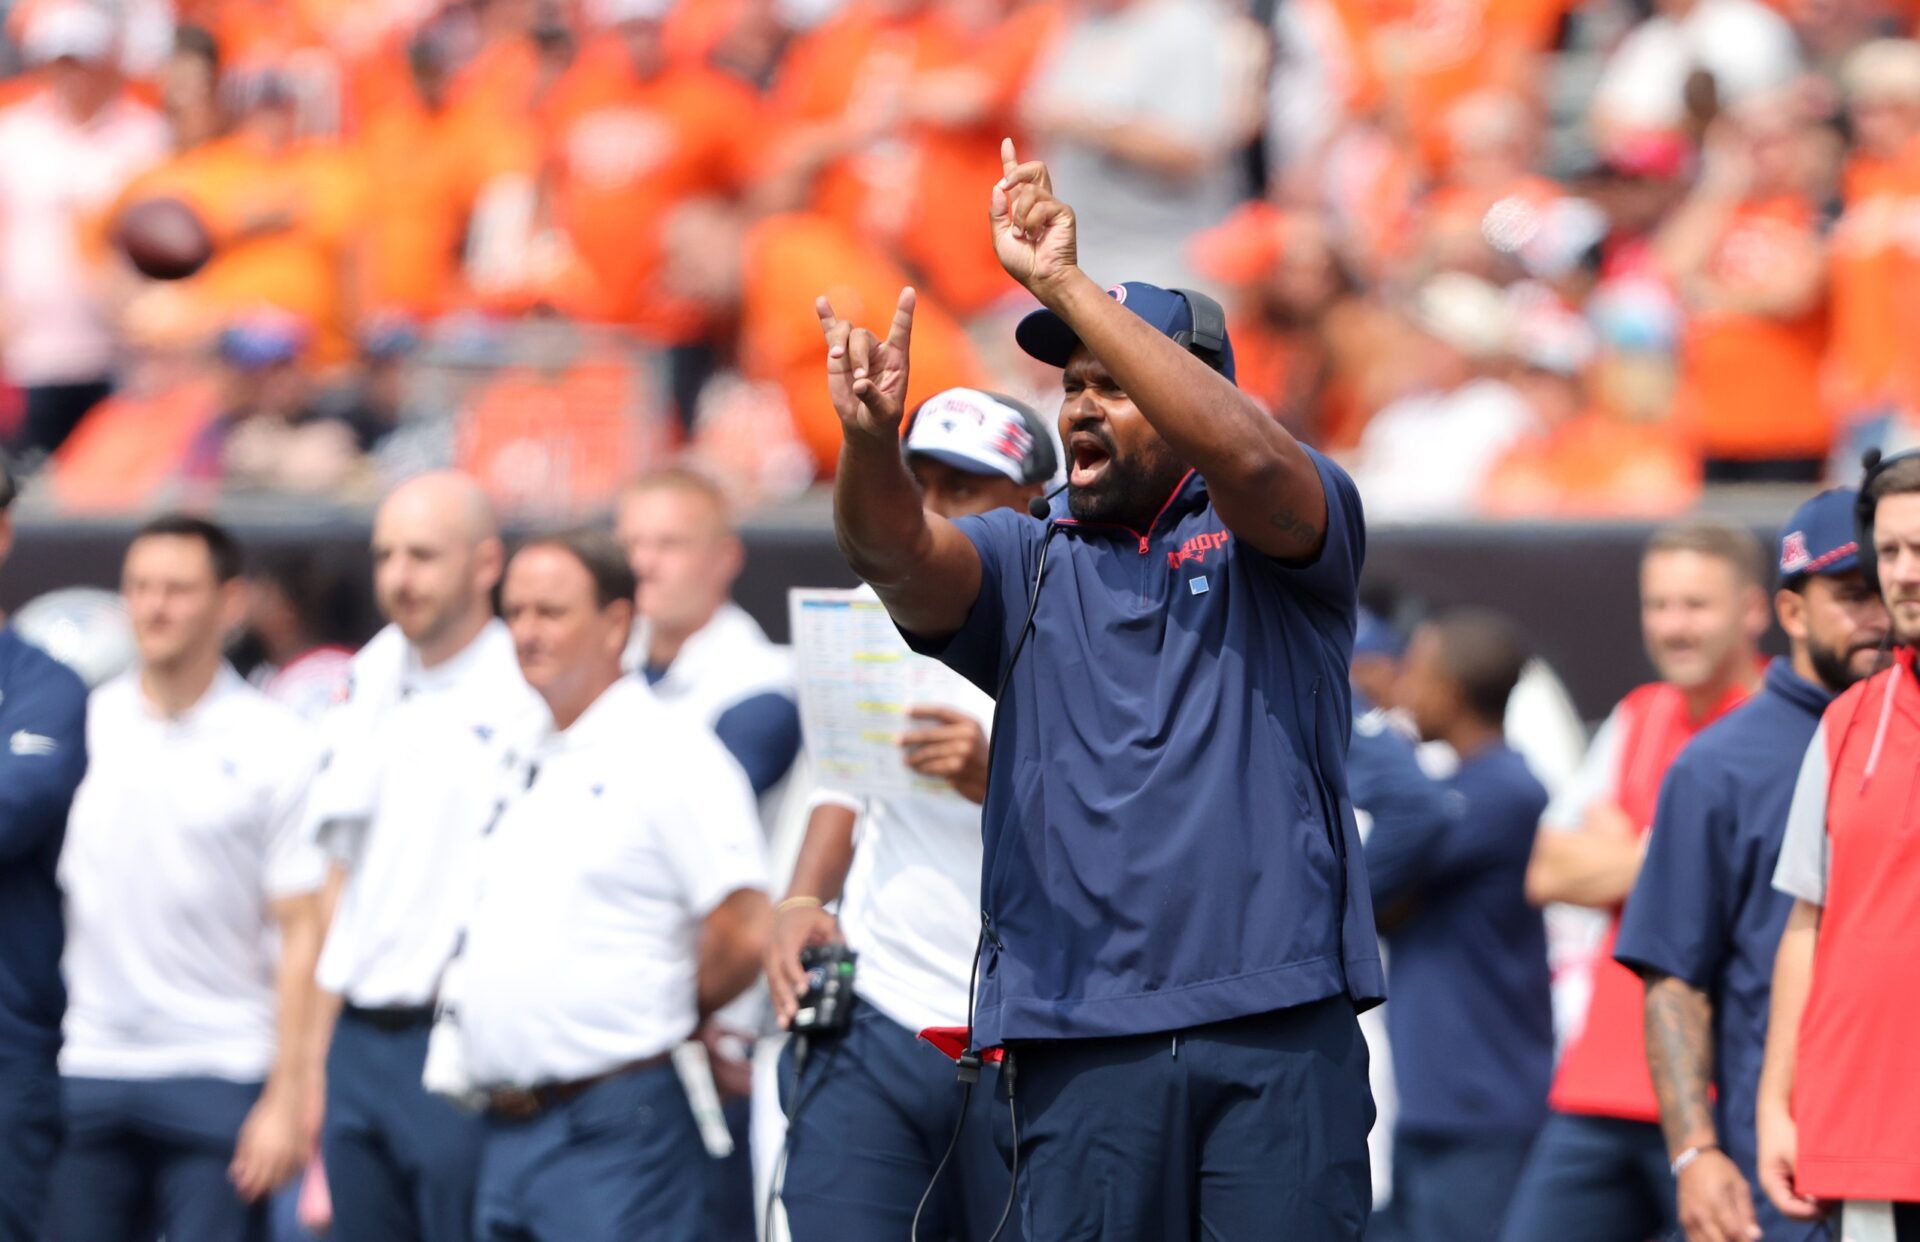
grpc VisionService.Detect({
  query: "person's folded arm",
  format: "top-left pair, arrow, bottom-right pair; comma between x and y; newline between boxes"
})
823,287 -> 984,639
989,140 -> 1326,561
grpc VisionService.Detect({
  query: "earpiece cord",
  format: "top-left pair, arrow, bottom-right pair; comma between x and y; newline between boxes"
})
910,521 -> 1056,1242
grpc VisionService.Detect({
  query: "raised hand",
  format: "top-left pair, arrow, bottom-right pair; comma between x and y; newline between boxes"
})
817,286 -> 916,443
989,137 -> 1077,295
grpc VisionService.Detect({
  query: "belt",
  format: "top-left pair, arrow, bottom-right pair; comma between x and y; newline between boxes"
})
483,1052 -> 673,1122
342,1003 -> 437,1032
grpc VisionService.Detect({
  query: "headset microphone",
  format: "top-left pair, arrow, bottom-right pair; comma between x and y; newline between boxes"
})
1028,483 -> 1066,520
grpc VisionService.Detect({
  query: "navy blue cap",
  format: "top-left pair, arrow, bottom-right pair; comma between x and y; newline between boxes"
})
1777,488 -> 1862,587
1353,607 -> 1407,660
1015,281 -> 1237,383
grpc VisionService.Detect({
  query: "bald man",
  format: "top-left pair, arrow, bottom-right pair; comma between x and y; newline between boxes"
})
306,472 -> 544,1242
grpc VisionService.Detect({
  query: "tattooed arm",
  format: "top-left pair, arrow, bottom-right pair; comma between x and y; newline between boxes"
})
1645,972 -> 1760,1242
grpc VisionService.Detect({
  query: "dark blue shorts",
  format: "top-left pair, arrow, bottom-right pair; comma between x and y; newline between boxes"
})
999,998 -> 1374,1242
1497,1113 -> 1675,1242
0,1055 -> 60,1242
46,1074 -> 266,1242
779,1001 -> 1020,1242
322,1008 -> 485,1242
474,1060 -> 705,1242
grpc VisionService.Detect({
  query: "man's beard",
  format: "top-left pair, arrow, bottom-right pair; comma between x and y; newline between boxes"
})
1068,434 -> 1186,528
1807,632 -> 1889,694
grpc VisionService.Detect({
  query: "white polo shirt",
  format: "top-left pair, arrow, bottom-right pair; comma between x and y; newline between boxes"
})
810,653 -> 991,1034
451,677 -> 769,1088
310,621 -> 544,1008
59,666 -> 324,1081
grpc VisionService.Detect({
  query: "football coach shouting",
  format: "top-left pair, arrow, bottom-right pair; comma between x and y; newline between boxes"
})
820,140 -> 1379,1240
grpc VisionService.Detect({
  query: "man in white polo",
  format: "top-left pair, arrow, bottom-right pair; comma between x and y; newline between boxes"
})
766,388 -> 1053,1241
435,528 -> 771,1242
309,471 -> 542,1242
48,514 -> 325,1242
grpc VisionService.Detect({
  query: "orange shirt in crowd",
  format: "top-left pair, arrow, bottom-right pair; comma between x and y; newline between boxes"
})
542,40 -> 761,342
739,212 -> 984,477
1674,196 -> 1831,463
1826,145 -> 1920,417
770,0 -> 1052,317
1479,413 -> 1702,516
1323,0 -> 1565,169
125,132 -> 366,365
49,377 -> 222,511
353,77 -> 534,317
456,345 -> 667,512
445,32 -> 544,122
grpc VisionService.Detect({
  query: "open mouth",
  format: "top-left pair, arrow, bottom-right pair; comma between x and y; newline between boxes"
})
1069,434 -> 1112,490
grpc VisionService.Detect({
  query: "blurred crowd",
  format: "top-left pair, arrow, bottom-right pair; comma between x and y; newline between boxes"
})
2,0 -> 1920,518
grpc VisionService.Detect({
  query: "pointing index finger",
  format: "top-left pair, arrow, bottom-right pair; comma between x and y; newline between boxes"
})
1001,136 -> 1018,180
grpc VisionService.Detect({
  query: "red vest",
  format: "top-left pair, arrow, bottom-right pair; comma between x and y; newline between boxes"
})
1549,679 -> 1754,1121
1795,649 -> 1920,1201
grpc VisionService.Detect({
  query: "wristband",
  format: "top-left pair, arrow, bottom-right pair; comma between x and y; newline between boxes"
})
776,896 -> 825,915
1671,1144 -> 1717,1177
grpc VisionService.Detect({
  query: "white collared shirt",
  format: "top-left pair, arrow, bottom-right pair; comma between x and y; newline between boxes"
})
452,678 -> 769,1087
59,666 -> 324,1081
626,602 -> 794,731
310,621 -> 545,1007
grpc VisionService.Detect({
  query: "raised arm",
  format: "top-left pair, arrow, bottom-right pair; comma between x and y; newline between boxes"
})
823,289 -> 985,639
988,139 -> 1327,560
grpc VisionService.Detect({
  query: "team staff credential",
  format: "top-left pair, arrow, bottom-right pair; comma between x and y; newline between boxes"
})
768,386 -> 1053,1241
306,472 -> 543,1242
1504,520 -> 1769,1242
425,529 -> 772,1242
0,459 -> 89,1242
1762,453 -> 1920,1241
1618,490 -> 1886,1242
825,142 -> 1380,1238
48,516 -> 326,1242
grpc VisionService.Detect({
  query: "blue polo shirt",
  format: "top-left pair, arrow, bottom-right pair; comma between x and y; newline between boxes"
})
905,449 -> 1383,1046
0,626 -> 89,1063
1615,658 -> 1830,1242
1365,738 -> 1552,1138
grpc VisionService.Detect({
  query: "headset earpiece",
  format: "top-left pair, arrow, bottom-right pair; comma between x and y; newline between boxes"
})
1170,287 -> 1229,375
1856,447 -> 1920,598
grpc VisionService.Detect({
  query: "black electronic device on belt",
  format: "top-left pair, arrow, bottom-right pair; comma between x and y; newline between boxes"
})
792,944 -> 857,1035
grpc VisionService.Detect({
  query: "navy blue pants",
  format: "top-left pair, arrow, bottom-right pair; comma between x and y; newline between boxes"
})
46,1074 -> 267,1242
322,1009 -> 485,1242
703,1095 -> 756,1242
0,1055 -> 61,1242
1373,1129 -> 1536,1242
780,1003 -> 1021,1242
1000,998 -> 1374,1242
474,1060 -> 705,1242
1498,1113 -> 1676,1242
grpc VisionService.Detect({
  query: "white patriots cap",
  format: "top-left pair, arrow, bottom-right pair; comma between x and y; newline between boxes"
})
904,388 -> 1048,485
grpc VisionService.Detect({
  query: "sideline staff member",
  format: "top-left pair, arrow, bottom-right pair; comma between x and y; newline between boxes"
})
1619,490 -> 1884,1242
1761,455 -> 1920,1239
50,516 -> 326,1242
308,472 -> 542,1242
1371,611 -> 1554,1242
825,141 -> 1379,1238
0,459 -> 89,1242
1504,519 -> 1768,1242
769,387 -> 1050,1241
440,530 -> 771,1242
